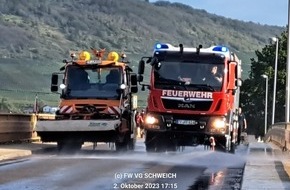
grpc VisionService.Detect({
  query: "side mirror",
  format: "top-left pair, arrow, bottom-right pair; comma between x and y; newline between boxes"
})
235,59 -> 242,87
51,74 -> 59,92
228,62 -> 236,90
236,60 -> 242,79
150,57 -> 158,66
138,60 -> 145,75
130,73 -> 138,93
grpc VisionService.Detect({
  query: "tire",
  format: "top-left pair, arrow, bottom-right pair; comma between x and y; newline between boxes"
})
115,135 -> 135,152
145,131 -> 172,153
214,136 -> 234,153
145,142 -> 156,152
128,138 -> 135,150
115,139 -> 135,152
57,141 -> 82,153
166,142 -> 177,152
115,141 -> 128,152
145,131 -> 159,152
145,131 -> 157,152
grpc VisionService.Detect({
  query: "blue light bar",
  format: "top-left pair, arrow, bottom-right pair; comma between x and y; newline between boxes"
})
154,43 -> 169,50
212,46 -> 228,52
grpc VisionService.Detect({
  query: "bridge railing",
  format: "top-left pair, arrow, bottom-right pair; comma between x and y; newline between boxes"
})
1,113 -> 290,149
266,122 -> 289,150
0,113 -> 36,143
0,113 -> 55,143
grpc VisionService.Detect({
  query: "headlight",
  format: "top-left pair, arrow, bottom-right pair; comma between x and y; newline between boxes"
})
145,115 -> 158,125
211,118 -> 226,129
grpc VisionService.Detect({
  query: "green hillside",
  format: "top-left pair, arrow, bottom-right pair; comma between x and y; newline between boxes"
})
0,0 -> 284,112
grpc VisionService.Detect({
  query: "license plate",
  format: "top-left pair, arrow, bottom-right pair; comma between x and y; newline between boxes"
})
176,119 -> 197,125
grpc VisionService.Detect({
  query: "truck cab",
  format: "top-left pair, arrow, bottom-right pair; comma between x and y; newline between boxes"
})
138,43 -> 242,152
36,50 -> 138,151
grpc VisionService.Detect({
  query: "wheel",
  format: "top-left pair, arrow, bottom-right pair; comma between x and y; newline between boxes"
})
116,139 -> 135,151
145,142 -> 156,152
213,136 -> 235,153
115,141 -> 128,152
115,134 -> 135,152
145,131 -> 171,153
166,142 -> 177,152
145,131 -> 160,152
57,141 -> 82,153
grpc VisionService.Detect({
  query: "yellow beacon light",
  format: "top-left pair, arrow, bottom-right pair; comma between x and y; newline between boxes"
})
107,51 -> 119,62
76,51 -> 91,65
79,51 -> 91,61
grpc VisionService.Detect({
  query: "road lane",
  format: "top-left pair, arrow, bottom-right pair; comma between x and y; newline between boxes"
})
0,139 -> 248,190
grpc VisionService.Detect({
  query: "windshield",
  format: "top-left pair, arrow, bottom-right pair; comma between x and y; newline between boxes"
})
154,58 -> 224,91
63,65 -> 122,99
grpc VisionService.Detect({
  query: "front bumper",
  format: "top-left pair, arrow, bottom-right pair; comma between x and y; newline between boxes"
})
144,113 -> 228,135
36,119 -> 121,132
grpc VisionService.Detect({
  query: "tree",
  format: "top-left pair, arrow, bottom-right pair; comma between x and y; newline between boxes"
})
0,98 -> 10,113
240,29 -> 288,137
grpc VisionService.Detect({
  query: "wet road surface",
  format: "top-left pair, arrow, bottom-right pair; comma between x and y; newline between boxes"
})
0,139 -> 250,190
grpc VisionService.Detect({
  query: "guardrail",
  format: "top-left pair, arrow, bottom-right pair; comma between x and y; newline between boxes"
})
0,113 -> 55,143
1,113 -> 290,148
266,122 -> 289,151
0,113 -> 36,143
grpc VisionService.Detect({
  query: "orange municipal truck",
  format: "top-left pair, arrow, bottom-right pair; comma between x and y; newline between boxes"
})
138,43 -> 242,152
36,49 -> 138,151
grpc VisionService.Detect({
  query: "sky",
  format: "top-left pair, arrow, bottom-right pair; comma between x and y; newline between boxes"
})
151,0 -> 288,27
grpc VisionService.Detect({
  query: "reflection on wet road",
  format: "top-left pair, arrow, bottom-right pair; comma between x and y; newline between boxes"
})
0,139 -> 248,190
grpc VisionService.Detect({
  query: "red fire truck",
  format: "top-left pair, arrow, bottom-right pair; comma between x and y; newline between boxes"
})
137,43 -> 242,152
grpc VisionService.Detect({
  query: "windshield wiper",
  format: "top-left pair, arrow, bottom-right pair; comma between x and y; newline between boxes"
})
156,78 -> 192,90
190,84 -> 215,91
155,77 -> 216,91
156,78 -> 186,85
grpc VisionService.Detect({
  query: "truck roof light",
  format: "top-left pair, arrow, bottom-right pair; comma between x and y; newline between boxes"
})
107,51 -> 119,62
79,51 -> 91,61
154,43 -> 169,50
74,51 -> 91,65
212,46 -> 228,52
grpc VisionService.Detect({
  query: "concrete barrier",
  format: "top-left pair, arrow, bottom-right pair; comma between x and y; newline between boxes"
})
267,122 -> 288,150
37,113 -> 56,120
0,113 -> 55,143
3,113 -> 290,148
0,113 -> 34,143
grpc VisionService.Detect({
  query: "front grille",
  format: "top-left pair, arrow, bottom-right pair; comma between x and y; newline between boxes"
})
162,99 -> 212,111
75,104 -> 106,114
164,115 -> 208,132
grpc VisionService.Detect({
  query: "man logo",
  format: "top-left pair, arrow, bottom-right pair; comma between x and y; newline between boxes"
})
183,96 -> 193,102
